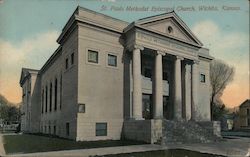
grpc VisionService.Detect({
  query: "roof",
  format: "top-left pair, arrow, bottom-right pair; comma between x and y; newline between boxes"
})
19,68 -> 39,86
124,10 -> 203,48
21,6 -> 211,80
239,99 -> 250,108
57,6 -> 128,44
39,46 -> 62,74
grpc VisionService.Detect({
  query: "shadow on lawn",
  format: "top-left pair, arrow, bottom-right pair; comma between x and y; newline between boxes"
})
3,133 -> 145,154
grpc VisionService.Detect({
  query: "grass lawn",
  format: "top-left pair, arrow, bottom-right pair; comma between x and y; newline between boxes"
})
2,134 -> 144,154
101,149 -> 225,157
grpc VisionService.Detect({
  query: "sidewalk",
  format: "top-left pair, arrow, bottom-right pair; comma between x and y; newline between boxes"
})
0,134 -> 6,156
3,137 -> 250,157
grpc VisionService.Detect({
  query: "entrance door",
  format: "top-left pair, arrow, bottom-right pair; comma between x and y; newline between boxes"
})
163,96 -> 172,119
142,94 -> 153,119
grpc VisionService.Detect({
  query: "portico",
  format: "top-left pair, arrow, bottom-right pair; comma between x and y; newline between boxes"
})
123,12 -> 204,121
129,44 -> 199,121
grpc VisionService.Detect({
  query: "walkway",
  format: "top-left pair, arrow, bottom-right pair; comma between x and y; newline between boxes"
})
0,134 -> 6,156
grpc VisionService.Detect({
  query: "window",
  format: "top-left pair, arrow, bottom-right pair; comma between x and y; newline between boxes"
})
142,94 -> 153,120
78,104 -> 85,113
200,74 -> 206,83
49,82 -> 52,112
167,26 -> 173,34
66,123 -> 70,136
45,86 -> 48,112
65,58 -> 68,69
143,68 -> 152,78
247,109 -> 250,116
54,125 -> 56,135
163,71 -> 168,81
248,118 -> 250,126
108,54 -> 117,67
54,79 -> 57,111
41,89 -> 44,114
88,50 -> 98,63
60,74 -> 62,110
71,53 -> 74,65
96,123 -> 107,136
48,125 -> 51,134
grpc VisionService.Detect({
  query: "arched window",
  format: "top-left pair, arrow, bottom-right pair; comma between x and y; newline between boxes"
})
167,26 -> 173,34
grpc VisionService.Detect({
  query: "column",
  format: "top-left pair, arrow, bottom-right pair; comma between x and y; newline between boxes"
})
154,51 -> 165,119
191,60 -> 199,120
132,45 -> 144,120
185,64 -> 192,120
174,56 -> 183,120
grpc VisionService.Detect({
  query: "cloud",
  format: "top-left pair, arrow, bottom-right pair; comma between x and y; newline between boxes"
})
192,20 -> 249,107
0,31 -> 59,103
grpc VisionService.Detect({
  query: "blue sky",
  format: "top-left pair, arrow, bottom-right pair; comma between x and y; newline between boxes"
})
0,0 -> 249,107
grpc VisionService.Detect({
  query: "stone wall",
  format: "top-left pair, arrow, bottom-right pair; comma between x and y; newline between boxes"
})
122,119 -> 162,144
197,121 -> 221,137
162,120 -> 220,144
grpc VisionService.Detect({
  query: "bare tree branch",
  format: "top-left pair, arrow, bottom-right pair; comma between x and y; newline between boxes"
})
210,59 -> 235,120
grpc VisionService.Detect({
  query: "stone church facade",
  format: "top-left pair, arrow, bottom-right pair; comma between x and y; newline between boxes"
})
20,6 -> 218,143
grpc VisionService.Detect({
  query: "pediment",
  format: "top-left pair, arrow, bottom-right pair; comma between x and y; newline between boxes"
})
135,11 -> 203,46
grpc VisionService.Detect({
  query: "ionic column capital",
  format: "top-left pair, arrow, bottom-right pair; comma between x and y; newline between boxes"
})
193,60 -> 200,65
134,44 -> 144,51
176,55 -> 184,60
156,50 -> 166,56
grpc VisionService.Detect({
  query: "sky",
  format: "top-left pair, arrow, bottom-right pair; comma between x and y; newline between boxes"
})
0,0 -> 249,108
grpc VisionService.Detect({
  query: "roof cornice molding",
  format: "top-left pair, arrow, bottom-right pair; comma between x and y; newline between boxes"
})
134,11 -> 203,47
130,23 -> 202,48
57,6 -> 129,44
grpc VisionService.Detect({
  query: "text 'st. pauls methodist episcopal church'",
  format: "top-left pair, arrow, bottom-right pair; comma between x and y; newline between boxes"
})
19,6 -> 220,143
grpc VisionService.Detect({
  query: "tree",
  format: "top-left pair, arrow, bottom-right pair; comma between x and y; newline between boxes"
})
210,59 -> 235,120
0,94 -> 21,123
212,103 -> 229,120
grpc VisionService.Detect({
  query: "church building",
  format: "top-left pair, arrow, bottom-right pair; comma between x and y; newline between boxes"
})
20,6 -> 219,143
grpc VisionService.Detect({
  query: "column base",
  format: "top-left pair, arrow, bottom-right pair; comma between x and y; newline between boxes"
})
153,116 -> 163,120
130,117 -> 145,120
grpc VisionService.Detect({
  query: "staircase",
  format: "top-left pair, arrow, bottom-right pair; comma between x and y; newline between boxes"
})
161,119 -> 221,144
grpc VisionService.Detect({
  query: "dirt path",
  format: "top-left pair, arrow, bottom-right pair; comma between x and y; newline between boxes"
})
0,134 -> 6,156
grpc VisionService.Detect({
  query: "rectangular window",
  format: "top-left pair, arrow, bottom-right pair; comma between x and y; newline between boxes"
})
66,122 -> 69,136
142,94 -> 153,120
71,53 -> 74,65
108,54 -> 117,67
41,89 -> 44,114
65,58 -> 68,69
163,71 -> 168,81
49,125 -> 51,134
96,123 -> 107,136
45,86 -> 48,112
49,82 -> 52,112
54,79 -> 57,111
248,118 -> 250,126
54,125 -> 56,135
144,68 -> 152,78
78,104 -> 85,113
247,109 -> 250,116
60,74 -> 62,110
88,50 -> 98,63
200,74 -> 206,83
